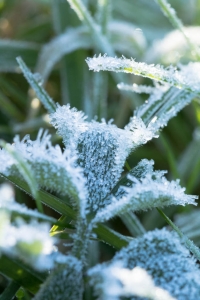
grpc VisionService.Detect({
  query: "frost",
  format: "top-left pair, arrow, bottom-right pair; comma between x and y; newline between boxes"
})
0,214 -> 55,271
34,255 -> 83,300
50,104 -> 157,211
117,82 -> 169,95
94,159 -> 197,223
90,229 -> 200,300
86,54 -> 200,92
0,130 -> 87,218
89,264 -> 175,300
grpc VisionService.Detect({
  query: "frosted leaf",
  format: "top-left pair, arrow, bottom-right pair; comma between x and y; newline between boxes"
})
88,263 -> 175,300
17,57 -> 56,113
90,229 -> 200,300
50,105 -> 157,211
34,255 -> 83,300
94,160 -> 197,223
0,130 -> 87,218
86,54 -> 200,92
0,215 -> 56,271
134,86 -> 197,133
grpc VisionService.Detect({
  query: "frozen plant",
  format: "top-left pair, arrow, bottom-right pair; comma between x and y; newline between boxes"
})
1,0 -> 200,299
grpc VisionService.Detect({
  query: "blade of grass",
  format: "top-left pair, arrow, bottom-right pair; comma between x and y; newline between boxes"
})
157,208 -> 200,261
0,280 -> 20,300
0,254 -> 46,294
16,57 -> 56,114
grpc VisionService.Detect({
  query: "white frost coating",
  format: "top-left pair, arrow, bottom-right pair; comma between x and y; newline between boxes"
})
34,255 -> 83,300
86,54 -> 200,92
0,130 -> 88,218
117,82 -> 169,95
0,214 -> 55,271
50,104 -> 157,211
94,164 -> 197,223
90,229 -> 200,300
89,263 -> 175,300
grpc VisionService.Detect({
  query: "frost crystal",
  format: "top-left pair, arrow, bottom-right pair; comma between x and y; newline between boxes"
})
34,255 -> 83,300
89,264 -> 175,300
94,159 -> 197,223
0,130 -> 87,217
86,54 -> 200,92
50,104 -> 156,211
90,229 -> 200,300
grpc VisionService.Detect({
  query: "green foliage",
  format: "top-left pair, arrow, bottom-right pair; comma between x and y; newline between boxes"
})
1,0 -> 200,299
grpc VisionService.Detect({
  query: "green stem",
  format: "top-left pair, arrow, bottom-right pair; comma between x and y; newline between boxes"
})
0,281 -> 20,300
1,174 -> 129,250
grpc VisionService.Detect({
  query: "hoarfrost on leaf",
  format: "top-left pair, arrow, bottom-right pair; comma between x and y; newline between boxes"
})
34,255 -> 83,300
89,229 -> 200,300
86,54 -> 200,92
0,129 -> 87,218
93,159 -> 197,223
50,104 -> 157,212
88,263 -> 175,300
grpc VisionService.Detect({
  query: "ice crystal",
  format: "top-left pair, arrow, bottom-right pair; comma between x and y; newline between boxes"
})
89,264 -> 175,300
34,255 -> 83,300
90,229 -> 200,300
0,130 -> 87,217
86,54 -> 200,92
50,104 -> 156,211
94,160 -> 197,223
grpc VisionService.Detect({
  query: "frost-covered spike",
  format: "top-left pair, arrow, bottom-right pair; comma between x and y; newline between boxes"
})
0,130 -> 88,218
50,105 -> 157,212
16,57 -> 56,113
94,164 -> 197,223
117,82 -> 168,94
112,228 -> 200,300
88,263 -> 175,300
34,256 -> 83,300
86,54 -> 200,92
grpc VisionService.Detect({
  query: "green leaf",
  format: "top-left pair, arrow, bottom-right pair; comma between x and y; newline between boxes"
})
0,280 -> 20,300
0,254 -> 46,294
